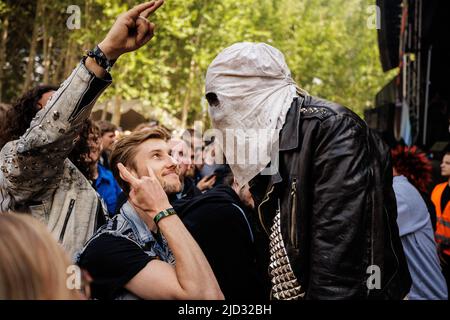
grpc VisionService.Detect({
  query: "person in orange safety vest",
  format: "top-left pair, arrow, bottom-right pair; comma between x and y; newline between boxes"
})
431,151 -> 450,296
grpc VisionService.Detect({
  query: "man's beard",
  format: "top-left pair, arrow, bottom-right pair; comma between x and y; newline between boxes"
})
157,174 -> 182,195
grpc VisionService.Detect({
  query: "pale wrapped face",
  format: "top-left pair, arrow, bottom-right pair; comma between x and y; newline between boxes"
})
205,42 -> 297,186
205,43 -> 291,130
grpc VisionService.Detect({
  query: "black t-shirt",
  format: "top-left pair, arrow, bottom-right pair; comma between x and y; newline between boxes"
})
441,184 -> 450,213
173,185 -> 268,300
78,234 -> 154,300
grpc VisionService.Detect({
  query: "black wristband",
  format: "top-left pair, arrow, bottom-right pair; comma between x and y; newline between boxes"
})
86,45 -> 116,72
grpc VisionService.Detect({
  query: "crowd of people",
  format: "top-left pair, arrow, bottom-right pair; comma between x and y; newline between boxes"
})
0,1 -> 449,300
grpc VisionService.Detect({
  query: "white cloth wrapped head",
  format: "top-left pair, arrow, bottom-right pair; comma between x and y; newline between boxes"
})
206,42 -> 298,186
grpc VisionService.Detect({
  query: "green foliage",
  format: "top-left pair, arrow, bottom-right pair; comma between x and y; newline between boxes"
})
0,0 -> 391,122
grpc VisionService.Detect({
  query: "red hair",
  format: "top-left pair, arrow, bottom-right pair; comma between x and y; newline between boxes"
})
391,145 -> 432,193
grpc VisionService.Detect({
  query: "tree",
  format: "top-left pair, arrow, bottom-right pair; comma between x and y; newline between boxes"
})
1,0 -> 392,123
0,1 -> 9,101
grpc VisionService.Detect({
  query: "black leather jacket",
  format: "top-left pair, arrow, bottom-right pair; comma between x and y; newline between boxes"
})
251,95 -> 411,299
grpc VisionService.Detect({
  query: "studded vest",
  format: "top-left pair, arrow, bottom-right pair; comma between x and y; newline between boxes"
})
269,210 -> 305,300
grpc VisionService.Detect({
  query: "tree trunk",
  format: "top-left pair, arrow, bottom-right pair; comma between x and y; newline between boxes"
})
180,4 -> 204,128
101,100 -> 110,120
42,32 -> 53,84
181,58 -> 196,129
23,0 -> 43,93
63,37 -> 77,78
42,26 -> 48,82
111,94 -> 122,127
83,0 -> 93,51
52,43 -> 65,84
52,30 -> 72,84
0,16 -> 9,102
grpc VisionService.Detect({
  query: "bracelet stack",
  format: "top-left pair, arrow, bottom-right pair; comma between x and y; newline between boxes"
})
86,45 -> 116,72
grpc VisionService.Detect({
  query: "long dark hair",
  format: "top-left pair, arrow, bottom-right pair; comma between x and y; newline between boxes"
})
1,85 -> 58,147
0,103 -> 12,149
68,119 -> 101,181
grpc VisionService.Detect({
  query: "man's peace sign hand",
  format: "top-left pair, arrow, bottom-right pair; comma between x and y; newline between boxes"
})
117,162 -> 171,220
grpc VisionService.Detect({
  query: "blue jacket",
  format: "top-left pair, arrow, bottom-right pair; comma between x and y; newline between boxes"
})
94,163 -> 122,216
393,175 -> 448,300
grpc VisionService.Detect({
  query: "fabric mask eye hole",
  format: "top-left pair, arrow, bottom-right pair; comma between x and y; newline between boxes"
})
206,92 -> 220,107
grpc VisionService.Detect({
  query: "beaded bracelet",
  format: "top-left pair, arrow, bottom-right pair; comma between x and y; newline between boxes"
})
154,208 -> 177,224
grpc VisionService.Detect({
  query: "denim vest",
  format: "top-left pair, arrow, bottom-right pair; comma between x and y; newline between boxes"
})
76,201 -> 175,299
78,201 -> 175,262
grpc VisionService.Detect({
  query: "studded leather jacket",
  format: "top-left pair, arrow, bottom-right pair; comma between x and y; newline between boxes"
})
0,60 -> 111,260
251,95 -> 412,299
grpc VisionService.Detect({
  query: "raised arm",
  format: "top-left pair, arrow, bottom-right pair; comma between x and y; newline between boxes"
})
0,1 -> 164,206
118,163 -> 224,300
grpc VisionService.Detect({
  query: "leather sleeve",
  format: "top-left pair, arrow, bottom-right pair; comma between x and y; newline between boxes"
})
307,113 -> 371,299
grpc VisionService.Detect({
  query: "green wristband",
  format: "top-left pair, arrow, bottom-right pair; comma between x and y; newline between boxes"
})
154,208 -> 177,224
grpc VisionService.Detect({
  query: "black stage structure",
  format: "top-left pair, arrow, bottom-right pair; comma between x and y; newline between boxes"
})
366,0 -> 450,154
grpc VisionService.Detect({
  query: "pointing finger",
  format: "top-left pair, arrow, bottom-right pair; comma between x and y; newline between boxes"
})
127,1 -> 156,19
118,163 -> 140,188
145,163 -> 158,180
139,0 -> 164,19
